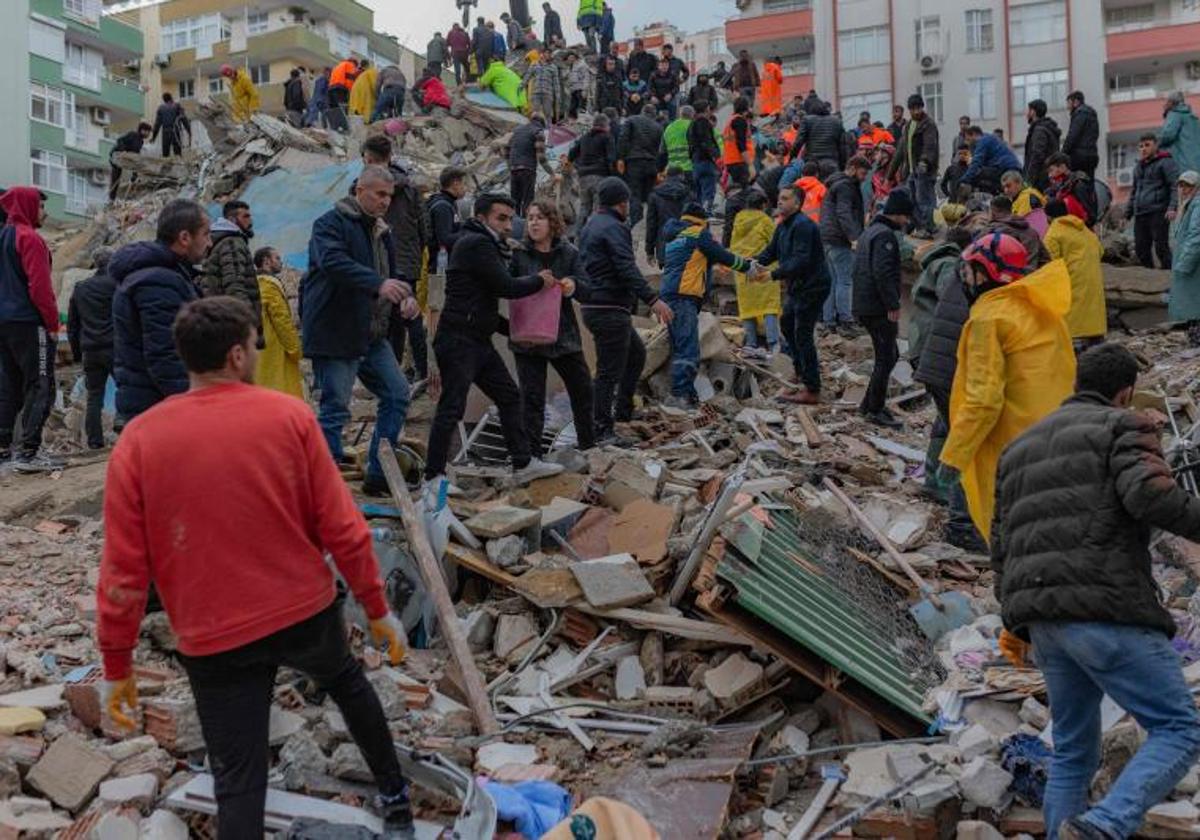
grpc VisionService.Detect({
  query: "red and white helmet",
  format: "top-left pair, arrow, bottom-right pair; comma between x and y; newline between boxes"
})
220,64 -> 235,77
962,232 -> 1030,285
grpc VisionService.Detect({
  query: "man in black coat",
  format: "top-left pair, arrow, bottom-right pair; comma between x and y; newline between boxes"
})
283,68 -> 307,126
790,100 -> 846,174
688,105 -> 723,213
644,166 -> 690,265
509,113 -> 557,216
150,92 -> 190,158
686,73 -> 718,113
67,247 -> 116,448
423,193 -> 566,485
851,189 -> 912,428
992,342 -> 1200,840
1125,133 -> 1181,269
567,113 -> 617,228
109,122 -> 151,201
426,166 -> 466,272
626,39 -> 658,86
1062,90 -> 1099,180
1023,98 -> 1061,191
819,156 -> 870,327
617,103 -> 664,227
542,2 -> 563,45
888,94 -> 939,235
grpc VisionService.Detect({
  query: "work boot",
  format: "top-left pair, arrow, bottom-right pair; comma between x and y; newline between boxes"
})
777,387 -> 819,405
512,457 -> 565,485
377,789 -> 416,840
1057,818 -> 1113,840
862,408 -> 903,429
11,451 -> 66,473
361,473 -> 390,498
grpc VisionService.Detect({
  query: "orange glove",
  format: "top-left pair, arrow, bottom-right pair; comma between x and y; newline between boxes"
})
369,614 -> 408,666
998,629 -> 1030,667
103,677 -> 139,730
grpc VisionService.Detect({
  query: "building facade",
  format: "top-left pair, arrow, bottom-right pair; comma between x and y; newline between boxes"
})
18,0 -> 143,220
726,0 -> 1200,192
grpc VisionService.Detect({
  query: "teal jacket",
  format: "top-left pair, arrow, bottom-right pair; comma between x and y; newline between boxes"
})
1170,196 -> 1200,323
1159,104 -> 1200,175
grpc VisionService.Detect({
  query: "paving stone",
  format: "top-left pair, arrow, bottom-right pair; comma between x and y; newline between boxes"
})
26,733 -> 114,812
98,772 -> 159,808
615,656 -> 647,701
570,554 -> 654,609
702,653 -> 763,703
465,506 -> 540,539
958,756 -> 1013,809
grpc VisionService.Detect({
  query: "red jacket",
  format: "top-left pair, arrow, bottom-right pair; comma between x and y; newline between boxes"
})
417,76 -> 452,109
447,28 -> 471,58
97,382 -> 388,679
0,188 -> 57,331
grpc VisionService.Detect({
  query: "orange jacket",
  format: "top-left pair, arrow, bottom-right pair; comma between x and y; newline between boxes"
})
857,126 -> 894,149
330,59 -> 359,91
723,115 -> 754,166
797,175 -> 826,222
759,62 -> 783,116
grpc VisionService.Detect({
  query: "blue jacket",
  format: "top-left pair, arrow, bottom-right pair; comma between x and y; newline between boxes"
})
961,134 -> 1021,186
579,208 -> 658,310
110,241 -> 201,419
493,31 -> 507,59
660,215 -> 748,299
753,210 -> 830,305
601,9 -> 615,39
302,198 -> 396,360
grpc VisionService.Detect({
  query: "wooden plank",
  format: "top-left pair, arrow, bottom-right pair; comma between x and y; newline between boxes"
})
795,407 -> 825,448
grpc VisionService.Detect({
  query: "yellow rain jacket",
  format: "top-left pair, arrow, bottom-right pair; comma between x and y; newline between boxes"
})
1012,186 -> 1044,217
349,66 -> 378,118
941,260 -> 1076,540
254,275 -> 303,399
230,68 -> 260,123
730,209 -> 779,321
1044,214 -> 1106,338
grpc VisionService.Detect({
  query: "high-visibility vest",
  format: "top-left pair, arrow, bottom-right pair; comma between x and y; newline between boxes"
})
577,0 -> 603,18
722,116 -> 753,166
663,118 -> 692,172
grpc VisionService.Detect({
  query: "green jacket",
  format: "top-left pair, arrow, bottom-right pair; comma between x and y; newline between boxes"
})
1170,196 -> 1200,323
577,0 -> 603,20
660,117 -> 693,173
1159,104 -> 1200,175
908,241 -> 961,363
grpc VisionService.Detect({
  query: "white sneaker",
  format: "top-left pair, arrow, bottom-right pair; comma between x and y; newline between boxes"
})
512,457 -> 565,485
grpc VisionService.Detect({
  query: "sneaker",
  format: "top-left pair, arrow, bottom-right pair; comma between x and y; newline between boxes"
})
512,457 -> 565,485
409,378 -> 428,400
662,394 -> 696,411
361,473 -> 390,497
377,789 -> 416,840
1057,818 -> 1113,840
594,430 -> 637,449
11,452 -> 66,473
862,408 -> 903,429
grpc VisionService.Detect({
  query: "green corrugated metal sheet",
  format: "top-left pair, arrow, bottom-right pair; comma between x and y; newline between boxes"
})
715,508 -> 941,722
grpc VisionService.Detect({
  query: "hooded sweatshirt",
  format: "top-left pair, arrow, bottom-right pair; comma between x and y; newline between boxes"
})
0,188 -> 56,330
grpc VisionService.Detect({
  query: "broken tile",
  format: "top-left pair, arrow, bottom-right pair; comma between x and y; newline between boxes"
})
702,653 -> 763,703
570,554 -> 655,609
539,496 -> 589,532
607,498 -> 678,564
0,684 -> 65,711
98,772 -> 159,808
465,506 -> 540,539
26,733 -> 115,812
615,656 -> 647,701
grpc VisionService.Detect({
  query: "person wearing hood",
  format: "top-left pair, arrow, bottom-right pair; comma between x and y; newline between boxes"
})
802,89 -> 822,116
447,23 -> 471,84
1022,99 -> 1061,191
251,247 -> 303,399
687,73 -> 718,114
794,162 -> 826,223
413,65 -> 452,113
1000,170 -> 1044,217
759,57 -> 783,117
200,201 -> 262,344
1171,171 -> 1200,345
645,166 -> 692,265
371,65 -> 407,121
659,203 -> 753,407
730,50 -> 760,109
303,166 -> 419,497
960,125 -> 1021,195
730,190 -> 779,354
68,247 -> 117,450
221,64 -> 260,123
1127,133 -> 1182,269
1044,198 -> 1106,347
111,199 -> 209,423
985,195 -> 1051,270
1062,91 -> 1099,180
939,234 -> 1075,541
820,156 -> 871,329
940,145 -> 970,200
594,56 -> 624,114
1159,91 -> 1200,175
0,187 -> 60,471
542,3 -> 564,46
870,143 -> 898,212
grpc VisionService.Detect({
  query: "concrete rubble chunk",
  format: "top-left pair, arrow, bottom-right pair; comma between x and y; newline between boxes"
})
476,741 -> 538,775
0,756 -> 19,798
570,553 -> 655,609
461,609 -> 496,652
952,723 -> 999,762
901,771 -> 960,813
963,698 -> 1023,738
493,613 -> 540,663
268,706 -> 307,746
615,656 -> 647,701
957,820 -> 1006,840
1019,697 -> 1050,730
465,505 -> 541,539
702,653 -> 763,703
486,534 -> 526,569
329,742 -> 372,782
886,748 -> 931,782
25,732 -> 115,812
0,684 -> 66,710
98,772 -> 159,808
958,756 -> 1014,809
139,809 -> 189,840
101,735 -> 158,763
840,746 -> 896,803
0,706 -> 46,735
93,810 -> 141,839
0,796 -> 71,834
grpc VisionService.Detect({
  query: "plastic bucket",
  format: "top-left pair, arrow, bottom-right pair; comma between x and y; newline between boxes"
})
509,284 -> 562,345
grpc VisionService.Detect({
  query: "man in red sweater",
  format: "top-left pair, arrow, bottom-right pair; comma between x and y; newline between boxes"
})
98,296 -> 415,839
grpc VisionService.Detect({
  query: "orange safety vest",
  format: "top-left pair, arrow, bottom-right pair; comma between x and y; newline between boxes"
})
722,116 -> 754,166
330,59 -> 359,91
796,175 -> 826,222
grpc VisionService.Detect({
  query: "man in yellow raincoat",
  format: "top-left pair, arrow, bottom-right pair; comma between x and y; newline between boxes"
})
252,247 -> 303,398
730,190 -> 779,352
348,59 -> 378,119
1043,198 -> 1106,347
940,232 -> 1075,542
221,64 -> 260,123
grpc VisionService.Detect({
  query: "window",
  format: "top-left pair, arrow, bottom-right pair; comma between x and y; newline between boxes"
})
763,0 -> 810,10
837,26 -> 890,68
709,34 -> 726,56
965,9 -> 994,52
967,77 -> 996,120
914,16 -> 941,58
1009,1 -> 1066,45
160,13 -> 230,52
208,75 -> 224,94
1108,142 -> 1136,173
331,24 -> 355,58
249,64 -> 270,84
30,83 -> 72,127
178,78 -> 195,99
1104,3 -> 1155,30
1011,68 -> 1068,111
246,11 -> 269,35
1108,71 -> 1162,102
30,18 -> 65,62
779,53 -> 813,76
31,150 -> 67,194
369,49 -> 394,69
839,91 -> 892,129
919,81 -> 943,123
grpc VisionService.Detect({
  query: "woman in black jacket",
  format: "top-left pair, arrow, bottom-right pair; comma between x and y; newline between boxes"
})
510,201 -> 595,454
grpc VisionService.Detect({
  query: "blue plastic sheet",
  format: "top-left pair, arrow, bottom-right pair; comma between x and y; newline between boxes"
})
482,779 -> 572,839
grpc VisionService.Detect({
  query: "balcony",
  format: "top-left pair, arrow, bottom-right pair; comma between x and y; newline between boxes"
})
726,7 -> 814,51
63,63 -> 103,92
162,26 -> 336,81
1106,18 -> 1200,64
161,0 -> 372,35
1108,92 -> 1200,134
63,69 -> 144,115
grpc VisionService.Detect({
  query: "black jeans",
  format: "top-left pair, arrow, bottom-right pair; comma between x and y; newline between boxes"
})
624,159 -> 658,228
388,314 -> 428,381
82,348 -> 112,448
0,322 -> 56,456
160,131 -> 182,159
108,165 -> 124,201
514,350 -> 595,456
1134,213 -> 1172,269
727,163 -> 750,189
569,90 -> 586,119
511,168 -> 536,217
582,307 -> 644,438
425,329 -> 531,479
859,314 -> 899,414
325,87 -> 350,132
177,602 -> 407,839
780,287 -> 825,393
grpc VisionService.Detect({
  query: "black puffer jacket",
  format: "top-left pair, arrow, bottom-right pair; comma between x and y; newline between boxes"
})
594,68 -> 624,113
644,175 -> 691,262
890,116 -> 940,179
442,218 -> 543,341
578,207 -> 658,310
568,128 -> 616,177
1062,103 -> 1099,173
686,82 -> 718,113
1127,152 -> 1181,217
791,112 -> 845,167
914,272 -> 969,393
199,218 -> 261,335
851,216 -> 903,318
618,113 -> 663,162
819,171 -> 864,247
992,393 -> 1200,638
67,269 -> 117,358
647,71 -> 678,102
508,238 -> 589,358
1023,117 -> 1061,189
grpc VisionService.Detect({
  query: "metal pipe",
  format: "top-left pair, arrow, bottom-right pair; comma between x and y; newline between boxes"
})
744,735 -> 947,767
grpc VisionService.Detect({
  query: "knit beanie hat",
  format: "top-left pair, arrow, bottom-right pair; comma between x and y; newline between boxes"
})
882,188 -> 915,216
596,176 -> 631,207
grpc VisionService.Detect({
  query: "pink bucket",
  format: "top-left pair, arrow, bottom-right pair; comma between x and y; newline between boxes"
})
509,284 -> 562,345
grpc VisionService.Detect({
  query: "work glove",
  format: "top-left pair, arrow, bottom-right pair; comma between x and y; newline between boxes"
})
102,677 -> 139,731
369,613 -> 408,666
998,629 -> 1030,667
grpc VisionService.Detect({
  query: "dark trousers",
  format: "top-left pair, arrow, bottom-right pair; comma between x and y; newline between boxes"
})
569,90 -> 586,119
160,131 -> 182,159
582,308 -> 643,437
388,314 -> 428,381
452,56 -> 467,85
178,602 -> 407,840
927,384 -> 981,541
429,60 -> 443,78
514,351 -> 595,456
0,322 -> 55,456
425,329 -> 531,479
325,86 -> 350,132
727,162 -> 750,189
82,349 -> 112,448
511,168 -> 536,217
624,160 -> 658,228
859,314 -> 898,414
1134,213 -> 1172,269
781,288 -> 825,393
371,86 -> 406,122
108,165 -> 124,201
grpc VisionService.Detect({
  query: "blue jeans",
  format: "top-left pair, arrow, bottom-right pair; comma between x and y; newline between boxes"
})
1032,621 -> 1200,839
311,339 -> 411,483
370,87 -> 405,122
822,243 -> 854,324
667,297 -> 701,398
907,171 -> 937,232
693,160 -> 718,212
742,315 -> 780,349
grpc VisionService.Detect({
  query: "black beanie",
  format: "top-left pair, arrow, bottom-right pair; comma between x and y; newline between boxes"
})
596,176 -> 631,207
882,188 -> 915,216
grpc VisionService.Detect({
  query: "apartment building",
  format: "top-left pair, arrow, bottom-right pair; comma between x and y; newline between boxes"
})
111,0 -> 419,117
726,0 -> 1200,193
10,0 -> 144,220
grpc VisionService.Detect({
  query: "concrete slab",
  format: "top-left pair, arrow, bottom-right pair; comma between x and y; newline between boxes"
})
570,554 -> 655,609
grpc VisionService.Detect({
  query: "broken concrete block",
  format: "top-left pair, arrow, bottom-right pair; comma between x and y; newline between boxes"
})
539,496 -> 589,535
493,613 -> 539,663
951,724 -> 998,762
476,741 -> 538,775
329,742 -> 372,782
1145,800 -> 1200,833
279,729 -> 328,785
101,735 -> 157,763
604,457 -> 664,504
465,505 -> 540,539
963,698 -> 1022,738
268,707 -> 306,746
570,554 -> 655,609
886,748 -> 930,782
958,756 -> 1013,809
98,772 -> 159,808
901,771 -> 959,813
140,809 -> 189,840
486,534 -> 525,569
26,733 -> 114,812
0,684 -> 65,711
702,653 -> 763,703
461,609 -> 496,652
607,498 -> 678,564
841,746 -> 897,803
0,706 -> 46,735
615,656 -> 647,701
956,820 -> 1005,840
1018,697 -> 1049,730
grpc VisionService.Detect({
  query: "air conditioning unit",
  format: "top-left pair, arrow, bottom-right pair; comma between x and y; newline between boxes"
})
1187,60 -> 1200,81
88,169 -> 109,186
919,53 -> 943,73
90,107 -> 111,125
1116,168 -> 1134,187
153,53 -> 170,68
